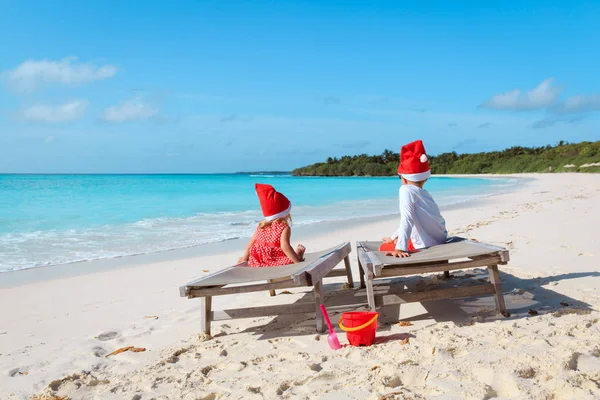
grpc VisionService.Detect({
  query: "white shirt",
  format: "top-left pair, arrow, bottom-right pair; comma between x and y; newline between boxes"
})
391,184 -> 447,251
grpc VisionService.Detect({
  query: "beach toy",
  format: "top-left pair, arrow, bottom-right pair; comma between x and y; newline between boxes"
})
319,304 -> 342,350
339,311 -> 379,346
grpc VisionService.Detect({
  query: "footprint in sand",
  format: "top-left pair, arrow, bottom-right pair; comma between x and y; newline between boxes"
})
309,363 -> 322,372
276,382 -> 291,396
96,331 -> 119,341
92,346 -> 107,357
201,365 -> 215,376
166,347 -> 190,364
382,375 -> 402,388
566,352 -> 581,370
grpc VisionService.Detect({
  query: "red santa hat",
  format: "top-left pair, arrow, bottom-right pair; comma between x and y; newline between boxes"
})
255,183 -> 292,221
397,140 -> 431,181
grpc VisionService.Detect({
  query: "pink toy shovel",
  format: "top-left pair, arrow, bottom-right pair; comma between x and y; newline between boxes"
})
320,304 -> 342,350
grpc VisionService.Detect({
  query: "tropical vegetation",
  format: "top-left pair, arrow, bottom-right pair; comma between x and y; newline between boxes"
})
292,140 -> 600,176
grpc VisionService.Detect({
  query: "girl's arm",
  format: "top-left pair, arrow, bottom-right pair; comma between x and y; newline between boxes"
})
238,231 -> 257,263
280,226 -> 302,263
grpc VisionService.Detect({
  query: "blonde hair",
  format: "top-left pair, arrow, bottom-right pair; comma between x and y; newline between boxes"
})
259,214 -> 292,229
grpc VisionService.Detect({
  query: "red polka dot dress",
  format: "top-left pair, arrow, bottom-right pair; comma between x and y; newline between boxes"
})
248,220 -> 294,267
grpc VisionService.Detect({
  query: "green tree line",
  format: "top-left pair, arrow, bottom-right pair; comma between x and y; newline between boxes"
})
292,140 -> 600,176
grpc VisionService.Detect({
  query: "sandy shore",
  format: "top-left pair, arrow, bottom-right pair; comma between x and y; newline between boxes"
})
2,174 -> 600,399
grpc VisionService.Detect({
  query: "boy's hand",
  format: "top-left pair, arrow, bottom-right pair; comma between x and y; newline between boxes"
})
382,237 -> 395,243
385,250 -> 411,258
237,256 -> 248,263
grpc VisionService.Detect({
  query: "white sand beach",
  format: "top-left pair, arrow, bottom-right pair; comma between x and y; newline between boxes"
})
2,173 -> 600,399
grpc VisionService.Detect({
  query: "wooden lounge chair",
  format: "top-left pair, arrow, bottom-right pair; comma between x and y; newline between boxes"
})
180,242 -> 353,335
356,238 -> 510,317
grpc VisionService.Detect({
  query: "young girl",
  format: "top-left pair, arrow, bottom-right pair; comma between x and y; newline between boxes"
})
238,183 -> 306,267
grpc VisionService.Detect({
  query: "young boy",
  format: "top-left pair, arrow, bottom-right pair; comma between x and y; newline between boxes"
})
382,140 -> 448,258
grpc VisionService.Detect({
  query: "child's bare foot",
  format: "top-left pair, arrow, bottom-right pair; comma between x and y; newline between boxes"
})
296,244 -> 306,260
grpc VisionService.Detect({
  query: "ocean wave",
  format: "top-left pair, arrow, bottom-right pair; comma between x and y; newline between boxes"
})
0,230 -> 243,273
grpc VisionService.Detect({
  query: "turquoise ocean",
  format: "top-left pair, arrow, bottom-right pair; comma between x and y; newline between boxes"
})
0,174 -> 517,273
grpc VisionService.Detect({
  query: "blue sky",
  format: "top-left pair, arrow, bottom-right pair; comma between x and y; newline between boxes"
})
1,1 -> 599,173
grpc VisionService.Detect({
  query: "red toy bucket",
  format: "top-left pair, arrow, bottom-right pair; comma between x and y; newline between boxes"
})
338,311 -> 379,346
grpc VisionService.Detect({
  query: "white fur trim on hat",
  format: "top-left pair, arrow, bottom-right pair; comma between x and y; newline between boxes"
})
420,154 -> 428,163
399,169 -> 431,182
264,203 -> 292,222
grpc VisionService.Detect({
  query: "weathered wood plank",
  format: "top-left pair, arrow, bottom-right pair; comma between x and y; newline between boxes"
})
375,284 -> 496,307
187,279 -> 298,297
324,268 -> 351,278
365,251 -> 385,276
344,256 -> 354,289
377,256 -> 502,277
365,264 -> 376,311
187,284 -> 224,298
488,264 -> 508,316
357,250 -> 366,289
343,256 -> 354,288
200,296 -> 212,335
357,246 -> 378,273
313,280 -> 325,333
499,250 -> 510,264
305,243 -> 352,285
291,242 -> 351,285
179,285 -> 188,297
211,302 -> 365,321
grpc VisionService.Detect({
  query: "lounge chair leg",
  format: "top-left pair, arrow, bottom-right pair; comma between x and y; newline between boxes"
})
358,254 -> 366,289
343,256 -> 354,288
268,280 -> 276,297
268,277 -> 289,296
200,296 -> 213,336
443,271 -> 450,279
488,265 -> 508,317
313,280 -> 325,333
365,265 -> 376,311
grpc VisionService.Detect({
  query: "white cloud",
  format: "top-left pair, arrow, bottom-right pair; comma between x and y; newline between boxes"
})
103,97 -> 159,123
532,116 -> 585,129
480,78 -> 561,111
551,94 -> 600,114
5,57 -> 116,92
20,100 -> 88,123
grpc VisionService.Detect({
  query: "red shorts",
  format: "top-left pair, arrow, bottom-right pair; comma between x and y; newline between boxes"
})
379,239 -> 417,252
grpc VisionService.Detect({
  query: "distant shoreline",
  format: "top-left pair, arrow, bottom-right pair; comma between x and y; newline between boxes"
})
292,140 -> 600,176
